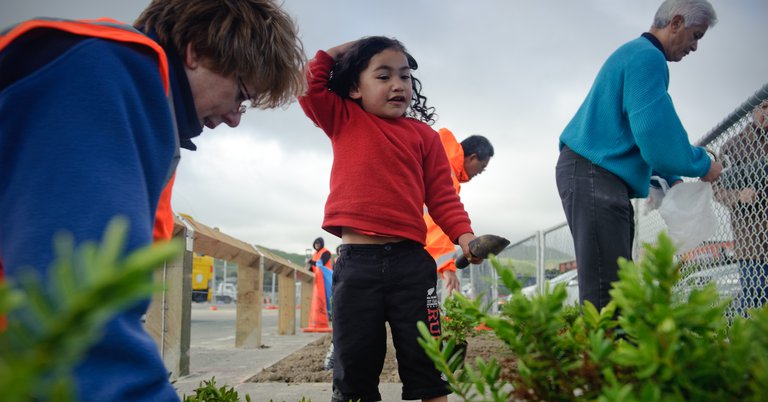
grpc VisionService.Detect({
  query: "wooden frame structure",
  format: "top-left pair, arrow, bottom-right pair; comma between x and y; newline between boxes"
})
144,214 -> 313,379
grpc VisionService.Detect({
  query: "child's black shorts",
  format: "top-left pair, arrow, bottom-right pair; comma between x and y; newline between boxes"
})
331,240 -> 449,402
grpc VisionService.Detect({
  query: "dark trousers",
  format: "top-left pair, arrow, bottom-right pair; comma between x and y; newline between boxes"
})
556,145 -> 634,311
331,241 -> 449,402
735,259 -> 768,317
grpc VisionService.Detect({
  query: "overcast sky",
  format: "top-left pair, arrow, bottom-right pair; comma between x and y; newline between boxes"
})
3,1 -> 767,255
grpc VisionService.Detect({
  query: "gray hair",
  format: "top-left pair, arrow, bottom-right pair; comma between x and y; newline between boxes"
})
652,0 -> 717,29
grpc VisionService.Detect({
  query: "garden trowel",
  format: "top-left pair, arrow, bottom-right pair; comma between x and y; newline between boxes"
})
454,234 -> 510,269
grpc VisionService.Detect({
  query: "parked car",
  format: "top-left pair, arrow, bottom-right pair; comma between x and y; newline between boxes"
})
213,283 -> 237,304
517,270 -> 579,306
676,262 -> 739,301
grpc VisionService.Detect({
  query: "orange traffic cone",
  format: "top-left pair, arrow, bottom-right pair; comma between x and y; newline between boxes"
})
303,266 -> 332,333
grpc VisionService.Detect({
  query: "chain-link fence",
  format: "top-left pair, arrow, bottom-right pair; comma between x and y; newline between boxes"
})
460,84 -> 768,320
658,84 -> 768,320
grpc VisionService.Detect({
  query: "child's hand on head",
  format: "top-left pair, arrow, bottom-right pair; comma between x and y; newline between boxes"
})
326,41 -> 358,59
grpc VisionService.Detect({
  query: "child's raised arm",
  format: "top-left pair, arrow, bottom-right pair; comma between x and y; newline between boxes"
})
298,43 -> 357,136
325,40 -> 357,60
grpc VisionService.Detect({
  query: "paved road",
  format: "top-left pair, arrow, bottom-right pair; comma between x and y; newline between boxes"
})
190,302 -> 236,348
190,303 -> 301,348
180,303 -> 464,401
177,303 -> 325,399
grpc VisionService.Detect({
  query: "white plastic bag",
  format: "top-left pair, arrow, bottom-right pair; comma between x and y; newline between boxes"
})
657,181 -> 717,254
645,176 -> 670,214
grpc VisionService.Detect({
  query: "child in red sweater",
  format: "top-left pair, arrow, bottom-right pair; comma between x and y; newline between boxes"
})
299,37 -> 480,402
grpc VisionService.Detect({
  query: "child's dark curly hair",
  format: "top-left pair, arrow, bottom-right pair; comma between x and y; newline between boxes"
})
327,36 -> 436,125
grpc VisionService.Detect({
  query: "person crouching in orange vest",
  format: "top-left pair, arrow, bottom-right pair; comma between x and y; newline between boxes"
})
424,129 -> 495,296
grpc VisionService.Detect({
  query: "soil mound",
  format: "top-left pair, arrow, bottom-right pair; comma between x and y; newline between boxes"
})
248,330 -> 511,384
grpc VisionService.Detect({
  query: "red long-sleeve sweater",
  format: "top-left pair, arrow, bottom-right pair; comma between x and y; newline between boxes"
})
298,50 -> 473,244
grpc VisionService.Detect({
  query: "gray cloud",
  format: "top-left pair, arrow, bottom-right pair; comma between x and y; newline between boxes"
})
4,0 -> 766,253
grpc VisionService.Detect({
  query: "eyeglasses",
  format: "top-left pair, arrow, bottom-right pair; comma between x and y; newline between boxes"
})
238,77 -> 253,114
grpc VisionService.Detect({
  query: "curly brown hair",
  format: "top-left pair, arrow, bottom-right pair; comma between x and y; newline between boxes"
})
135,0 -> 306,109
327,36 -> 436,125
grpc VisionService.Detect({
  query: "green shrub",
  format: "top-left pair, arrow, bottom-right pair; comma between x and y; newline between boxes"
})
442,292 -> 480,346
183,377 -> 319,402
0,217 -> 182,402
183,377 -> 251,402
419,233 -> 768,401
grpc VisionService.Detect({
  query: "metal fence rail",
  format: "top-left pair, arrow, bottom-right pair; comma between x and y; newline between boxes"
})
458,83 -> 768,320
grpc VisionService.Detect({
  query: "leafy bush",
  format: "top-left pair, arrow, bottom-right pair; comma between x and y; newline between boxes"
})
184,377 -> 252,402
419,233 -> 768,401
0,217 -> 182,402
183,377 -> 318,402
442,292 -> 480,346
0,218 -> 324,402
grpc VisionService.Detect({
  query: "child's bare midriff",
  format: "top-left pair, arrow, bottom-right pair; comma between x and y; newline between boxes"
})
341,227 -> 408,245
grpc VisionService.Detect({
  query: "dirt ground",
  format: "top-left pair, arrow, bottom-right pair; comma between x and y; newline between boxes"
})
248,328 -> 513,384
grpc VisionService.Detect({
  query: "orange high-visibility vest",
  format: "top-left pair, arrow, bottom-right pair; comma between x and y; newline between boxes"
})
0,18 -> 176,330
0,18 -> 170,93
2,18 -> 176,243
424,128 -> 469,275
153,174 -> 176,241
310,247 -> 332,270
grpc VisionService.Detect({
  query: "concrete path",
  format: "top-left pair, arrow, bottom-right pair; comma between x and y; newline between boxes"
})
175,305 -> 462,402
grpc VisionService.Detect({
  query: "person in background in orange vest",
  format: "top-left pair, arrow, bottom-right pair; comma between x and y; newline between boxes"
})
307,236 -> 333,321
0,1 -> 305,401
424,129 -> 495,295
305,237 -> 335,366
307,237 -> 333,272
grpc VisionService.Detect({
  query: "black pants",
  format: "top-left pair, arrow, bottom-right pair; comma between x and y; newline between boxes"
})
331,241 -> 449,402
556,145 -> 634,311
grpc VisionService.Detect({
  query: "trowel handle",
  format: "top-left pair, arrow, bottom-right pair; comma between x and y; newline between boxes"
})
455,254 -> 471,269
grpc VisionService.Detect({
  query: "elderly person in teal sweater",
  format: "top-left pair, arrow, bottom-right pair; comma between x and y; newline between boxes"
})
556,0 -> 723,312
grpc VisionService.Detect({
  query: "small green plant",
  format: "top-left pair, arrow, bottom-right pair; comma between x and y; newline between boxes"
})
0,217 -> 182,402
183,377 -> 252,402
419,232 -> 768,401
0,218 -> 325,402
419,320 -> 511,401
441,292 -> 479,346
183,377 -> 318,402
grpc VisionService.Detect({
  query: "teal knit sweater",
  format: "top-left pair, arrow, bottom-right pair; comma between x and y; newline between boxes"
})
559,35 -> 711,198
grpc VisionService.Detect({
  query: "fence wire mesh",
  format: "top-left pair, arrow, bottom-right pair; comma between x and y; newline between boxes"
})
667,89 -> 768,320
495,234 -> 538,308
457,84 -> 768,321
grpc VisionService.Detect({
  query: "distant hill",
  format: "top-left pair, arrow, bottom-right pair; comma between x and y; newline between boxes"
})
501,244 -> 573,261
262,247 -> 308,268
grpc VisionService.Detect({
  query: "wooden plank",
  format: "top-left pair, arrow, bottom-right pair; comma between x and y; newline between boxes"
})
235,258 -> 263,348
144,247 -> 191,379
255,245 -> 313,281
179,250 -> 192,376
180,215 -> 260,267
144,267 -> 164,355
277,273 -> 296,335
300,279 -> 313,328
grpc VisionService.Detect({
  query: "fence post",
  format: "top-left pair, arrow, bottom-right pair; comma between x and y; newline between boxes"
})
536,230 -> 545,294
